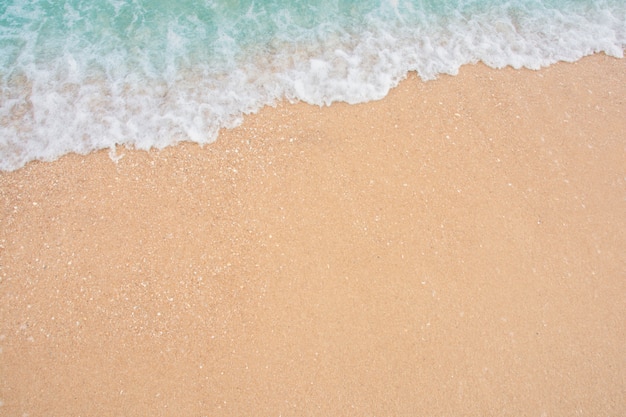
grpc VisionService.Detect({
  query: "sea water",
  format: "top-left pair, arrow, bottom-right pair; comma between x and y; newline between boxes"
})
0,0 -> 624,171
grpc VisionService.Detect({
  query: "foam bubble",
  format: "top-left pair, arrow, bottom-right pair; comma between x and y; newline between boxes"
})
0,0 -> 625,171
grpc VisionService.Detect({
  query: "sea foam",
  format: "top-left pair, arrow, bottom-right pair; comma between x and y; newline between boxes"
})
0,0 -> 624,171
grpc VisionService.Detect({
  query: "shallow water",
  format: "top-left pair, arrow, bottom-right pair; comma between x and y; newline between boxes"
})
0,0 -> 624,171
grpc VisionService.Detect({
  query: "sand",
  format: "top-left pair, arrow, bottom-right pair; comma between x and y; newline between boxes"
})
1,53 -> 625,416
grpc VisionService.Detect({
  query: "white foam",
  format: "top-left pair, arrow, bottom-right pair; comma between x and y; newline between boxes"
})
0,0 -> 624,171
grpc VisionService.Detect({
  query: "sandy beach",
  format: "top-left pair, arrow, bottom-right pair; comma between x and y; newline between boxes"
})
1,53 -> 625,416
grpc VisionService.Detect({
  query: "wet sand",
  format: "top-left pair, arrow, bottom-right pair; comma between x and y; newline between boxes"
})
1,53 -> 625,416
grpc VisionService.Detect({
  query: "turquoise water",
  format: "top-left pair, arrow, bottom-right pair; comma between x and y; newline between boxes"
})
1,0 -> 624,171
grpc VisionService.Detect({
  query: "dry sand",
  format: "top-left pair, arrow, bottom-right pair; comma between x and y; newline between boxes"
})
1,53 -> 625,416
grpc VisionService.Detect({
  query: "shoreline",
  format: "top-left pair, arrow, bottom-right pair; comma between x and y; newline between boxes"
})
1,53 -> 625,416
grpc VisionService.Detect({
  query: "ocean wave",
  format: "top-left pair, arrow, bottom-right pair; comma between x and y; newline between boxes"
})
1,0 -> 624,171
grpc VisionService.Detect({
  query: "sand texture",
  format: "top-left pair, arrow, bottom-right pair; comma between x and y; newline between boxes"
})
1,54 -> 625,416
